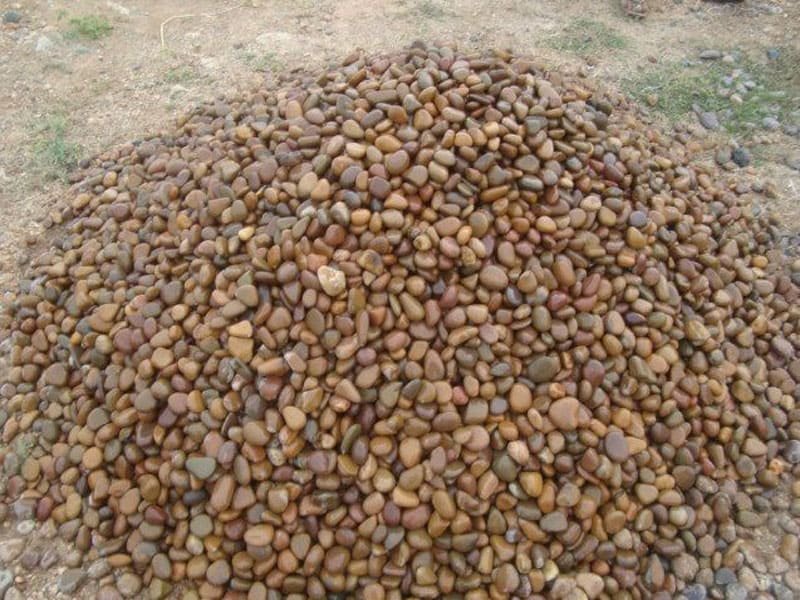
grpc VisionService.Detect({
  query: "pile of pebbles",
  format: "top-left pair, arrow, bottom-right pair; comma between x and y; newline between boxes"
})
0,43 -> 798,599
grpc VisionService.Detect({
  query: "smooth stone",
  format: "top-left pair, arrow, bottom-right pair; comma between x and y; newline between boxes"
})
58,568 -> 86,594
116,573 -> 142,597
549,397 -> 580,431
540,512 -> 568,533
698,111 -> 720,130
683,584 -> 707,600
783,440 -> 800,464
0,539 -> 24,562
97,585 -> 123,600
492,452 -> 520,483
604,430 -> 629,462
87,559 -> 111,579
725,584 -> 747,600
207,560 -> 231,585
479,265 -> 509,290
528,356 -> 560,383
186,457 -> 216,479
715,568 -> 737,585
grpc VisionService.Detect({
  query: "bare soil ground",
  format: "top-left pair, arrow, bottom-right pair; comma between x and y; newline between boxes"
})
0,0 -> 798,598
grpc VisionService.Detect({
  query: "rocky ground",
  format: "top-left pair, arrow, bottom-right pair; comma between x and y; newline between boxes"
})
0,1 -> 798,599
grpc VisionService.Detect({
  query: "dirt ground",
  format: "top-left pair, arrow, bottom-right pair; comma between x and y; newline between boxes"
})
0,0 -> 798,598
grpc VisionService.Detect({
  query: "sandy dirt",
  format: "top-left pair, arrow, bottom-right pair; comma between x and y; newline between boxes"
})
0,0 -> 798,598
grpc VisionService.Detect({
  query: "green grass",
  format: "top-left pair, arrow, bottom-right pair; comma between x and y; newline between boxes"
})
623,63 -> 720,124
398,0 -> 451,21
67,15 -> 112,40
31,114 -> 82,182
623,49 -> 799,136
165,66 -> 197,84
548,18 -> 628,54
239,50 -> 285,72
414,0 -> 449,19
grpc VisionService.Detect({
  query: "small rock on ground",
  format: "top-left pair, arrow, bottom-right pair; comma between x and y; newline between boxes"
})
700,50 -> 722,60
732,147 -> 751,167
697,110 -> 720,130
34,35 -> 53,53
2,11 -> 21,23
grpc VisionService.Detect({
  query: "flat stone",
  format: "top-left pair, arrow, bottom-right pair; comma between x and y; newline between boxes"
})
97,585 -> 123,600
58,568 -> 86,594
697,111 -> 720,130
87,559 -> 111,579
116,572 -> 142,598
715,567 -> 737,585
19,549 -> 39,570
672,554 -> 699,581
635,484 -> 659,505
185,457 -> 216,479
42,363 -> 68,386
160,280 -> 183,305
0,539 -> 24,563
190,514 -> 213,537
725,583 -> 747,600
528,356 -> 560,383
604,430 -> 629,462
783,440 -> 800,464
479,265 -> 509,290
4,587 -> 23,600
39,548 -> 59,568
148,579 -> 172,600
492,452 -> 519,483
683,584 -> 707,600
540,512 -> 568,533
207,559 -> 231,585
576,572 -> 603,598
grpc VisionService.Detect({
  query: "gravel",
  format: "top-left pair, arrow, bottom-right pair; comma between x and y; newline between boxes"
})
0,42 -> 797,598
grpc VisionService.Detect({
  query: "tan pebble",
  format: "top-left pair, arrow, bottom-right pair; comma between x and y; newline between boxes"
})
281,406 -> 307,431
